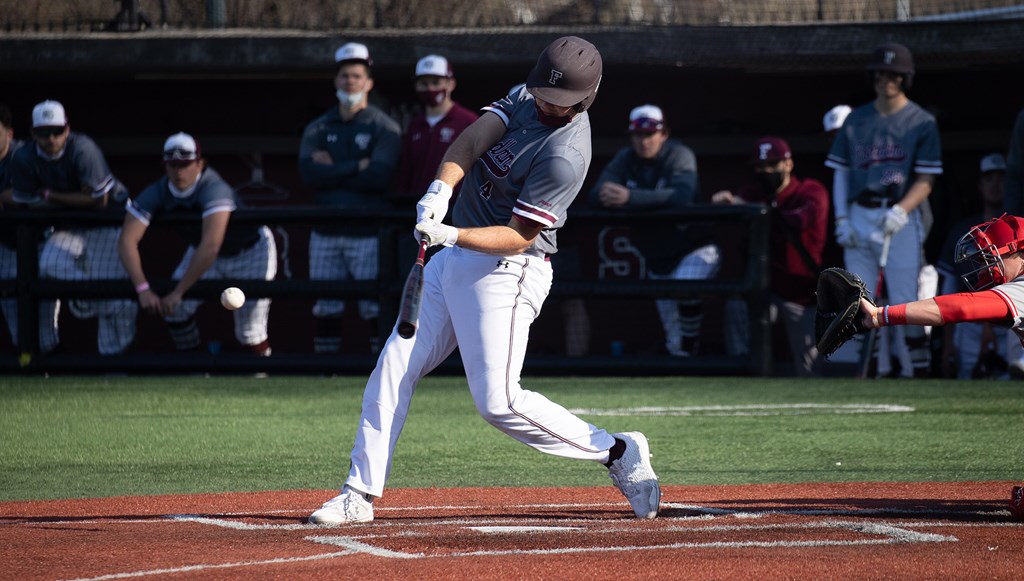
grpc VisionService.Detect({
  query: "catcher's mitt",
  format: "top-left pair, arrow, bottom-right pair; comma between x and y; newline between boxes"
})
814,267 -> 875,358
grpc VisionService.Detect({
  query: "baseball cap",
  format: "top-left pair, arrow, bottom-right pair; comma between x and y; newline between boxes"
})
980,153 -> 1007,174
752,136 -> 792,163
335,42 -> 372,66
823,104 -> 852,133
866,42 -> 914,76
628,105 -> 665,133
163,132 -> 200,162
32,100 -> 67,128
415,55 -> 453,78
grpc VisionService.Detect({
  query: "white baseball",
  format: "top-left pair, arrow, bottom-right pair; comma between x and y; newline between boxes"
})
220,287 -> 245,310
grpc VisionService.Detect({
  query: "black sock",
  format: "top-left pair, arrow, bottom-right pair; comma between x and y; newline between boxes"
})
604,438 -> 626,468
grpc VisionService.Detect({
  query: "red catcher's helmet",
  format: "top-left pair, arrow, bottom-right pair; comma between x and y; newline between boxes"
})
526,36 -> 603,113
955,214 -> 1024,290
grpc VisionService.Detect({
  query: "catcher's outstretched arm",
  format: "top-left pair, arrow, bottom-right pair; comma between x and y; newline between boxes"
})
861,291 -> 1012,329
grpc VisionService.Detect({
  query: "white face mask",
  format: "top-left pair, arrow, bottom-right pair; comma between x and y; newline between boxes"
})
337,90 -> 365,109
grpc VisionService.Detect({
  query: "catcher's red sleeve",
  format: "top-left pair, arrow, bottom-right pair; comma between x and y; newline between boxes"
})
933,291 -> 1012,324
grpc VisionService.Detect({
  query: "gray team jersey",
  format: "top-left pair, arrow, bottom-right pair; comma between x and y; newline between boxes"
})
127,167 -> 261,257
825,100 -> 942,201
452,84 -> 592,257
10,132 -> 128,210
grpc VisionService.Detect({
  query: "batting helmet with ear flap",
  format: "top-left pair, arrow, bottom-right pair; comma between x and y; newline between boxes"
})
866,42 -> 915,90
526,36 -> 603,112
956,214 -> 1024,291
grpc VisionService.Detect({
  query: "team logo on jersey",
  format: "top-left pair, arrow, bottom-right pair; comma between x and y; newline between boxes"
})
548,69 -> 563,85
440,127 -> 455,143
482,138 -> 517,178
327,134 -> 338,143
355,133 -> 372,151
854,140 -> 907,169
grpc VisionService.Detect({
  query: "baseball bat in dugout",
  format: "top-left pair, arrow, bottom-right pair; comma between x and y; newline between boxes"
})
858,232 -> 892,379
396,239 -> 429,339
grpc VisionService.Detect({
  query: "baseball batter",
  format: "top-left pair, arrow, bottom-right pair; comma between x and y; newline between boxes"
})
825,42 -> 942,377
310,37 -> 660,526
119,133 -> 276,355
10,100 -> 136,356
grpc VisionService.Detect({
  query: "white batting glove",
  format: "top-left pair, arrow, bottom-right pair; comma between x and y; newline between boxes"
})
416,180 -> 453,223
415,218 -> 458,248
882,205 -> 909,235
834,217 -> 857,248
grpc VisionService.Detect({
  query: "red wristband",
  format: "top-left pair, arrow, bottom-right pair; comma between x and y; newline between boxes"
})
135,282 -> 150,294
887,304 -> 907,325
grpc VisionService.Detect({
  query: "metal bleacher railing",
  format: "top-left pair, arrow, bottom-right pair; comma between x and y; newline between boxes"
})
0,205 -> 770,376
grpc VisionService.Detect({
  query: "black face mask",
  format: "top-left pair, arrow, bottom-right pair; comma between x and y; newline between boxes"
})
534,102 -> 572,128
755,171 -> 784,194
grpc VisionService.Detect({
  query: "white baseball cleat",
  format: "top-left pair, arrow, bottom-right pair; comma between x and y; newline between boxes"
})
308,487 -> 374,525
607,432 -> 661,519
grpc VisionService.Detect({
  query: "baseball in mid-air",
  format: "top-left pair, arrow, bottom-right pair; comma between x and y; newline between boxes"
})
220,287 -> 245,310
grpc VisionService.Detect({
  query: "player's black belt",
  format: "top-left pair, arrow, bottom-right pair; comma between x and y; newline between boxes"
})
855,198 -> 895,208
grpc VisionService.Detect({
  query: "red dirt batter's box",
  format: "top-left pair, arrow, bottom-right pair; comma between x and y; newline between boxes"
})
0,482 -> 1020,580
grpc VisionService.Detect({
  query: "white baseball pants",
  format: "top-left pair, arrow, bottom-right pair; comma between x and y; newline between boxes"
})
345,246 -> 617,498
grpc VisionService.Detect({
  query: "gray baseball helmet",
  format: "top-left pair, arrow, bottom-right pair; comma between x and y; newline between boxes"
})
526,36 -> 603,112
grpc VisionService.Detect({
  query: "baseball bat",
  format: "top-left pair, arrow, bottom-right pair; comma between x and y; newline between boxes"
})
396,239 -> 429,339
858,232 -> 892,379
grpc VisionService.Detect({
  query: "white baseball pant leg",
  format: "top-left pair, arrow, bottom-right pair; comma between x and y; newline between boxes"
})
845,205 -> 925,376
309,233 -> 379,320
345,247 -> 615,498
651,243 -> 720,355
86,227 -> 137,355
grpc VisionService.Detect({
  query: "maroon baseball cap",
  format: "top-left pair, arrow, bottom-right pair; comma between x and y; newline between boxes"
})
751,136 -> 791,163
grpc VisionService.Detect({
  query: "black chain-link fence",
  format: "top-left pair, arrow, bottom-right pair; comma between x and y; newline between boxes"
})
2,0 -> 1023,32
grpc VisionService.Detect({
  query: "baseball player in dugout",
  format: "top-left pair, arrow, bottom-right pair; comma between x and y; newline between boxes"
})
9,100 -> 137,356
712,137 -> 830,376
395,54 -> 478,201
309,36 -> 660,526
299,42 -> 401,355
118,133 -> 277,356
587,104 -> 719,357
1004,108 -> 1024,215
825,42 -> 942,378
1,104 -> 60,354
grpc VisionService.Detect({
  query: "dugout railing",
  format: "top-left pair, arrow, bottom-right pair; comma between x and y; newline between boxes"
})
0,205 -> 770,376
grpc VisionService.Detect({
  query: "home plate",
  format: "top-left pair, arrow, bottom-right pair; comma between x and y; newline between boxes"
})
469,526 -> 584,534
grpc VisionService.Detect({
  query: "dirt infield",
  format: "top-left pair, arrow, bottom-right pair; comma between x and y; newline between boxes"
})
1,481 -> 1021,580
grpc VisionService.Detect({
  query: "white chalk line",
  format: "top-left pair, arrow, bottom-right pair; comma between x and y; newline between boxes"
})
35,499 -> 1014,579
568,403 -> 915,417
61,550 -> 354,581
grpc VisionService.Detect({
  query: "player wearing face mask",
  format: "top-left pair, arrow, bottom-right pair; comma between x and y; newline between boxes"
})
711,137 -> 830,375
395,55 -> 478,204
298,42 -> 402,355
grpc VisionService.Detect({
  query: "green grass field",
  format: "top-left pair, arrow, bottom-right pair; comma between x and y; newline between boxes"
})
1,375 -> 1021,501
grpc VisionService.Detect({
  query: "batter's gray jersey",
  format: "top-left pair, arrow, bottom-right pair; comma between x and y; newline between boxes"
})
825,100 -> 942,201
452,84 -> 592,257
